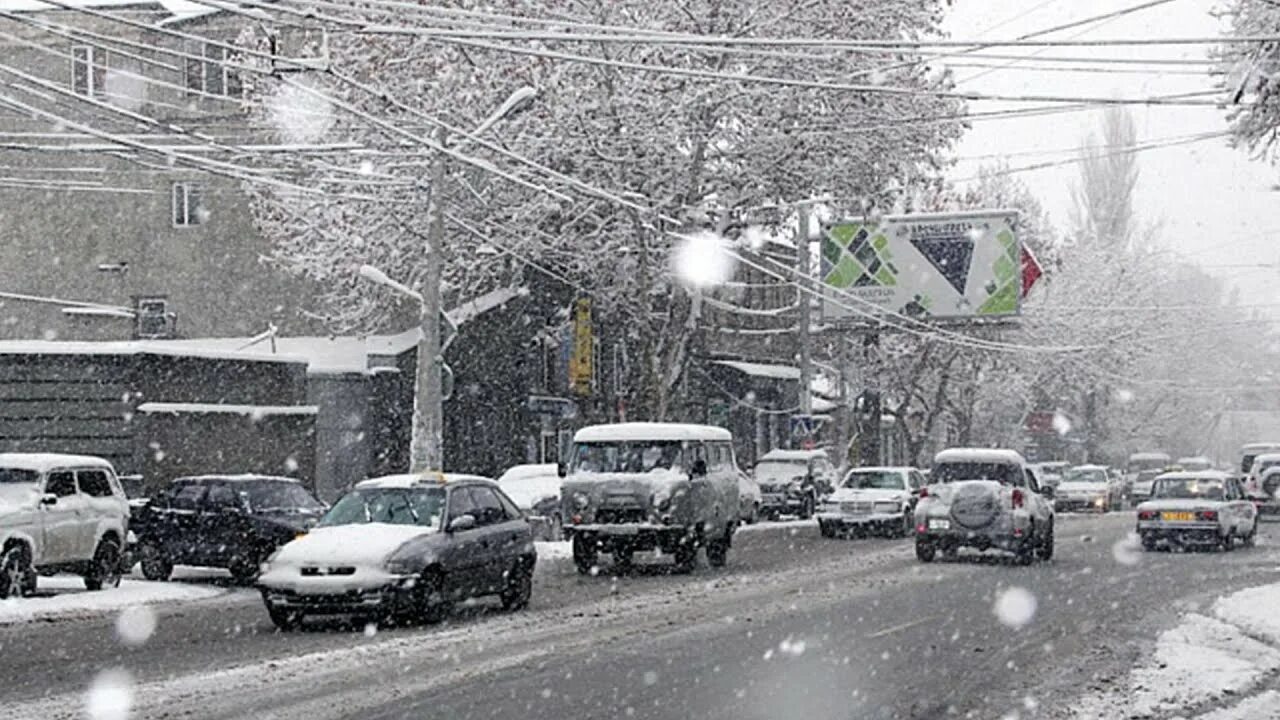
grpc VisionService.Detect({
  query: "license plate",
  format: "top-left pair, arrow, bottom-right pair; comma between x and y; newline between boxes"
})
928,518 -> 951,530
1161,511 -> 1195,522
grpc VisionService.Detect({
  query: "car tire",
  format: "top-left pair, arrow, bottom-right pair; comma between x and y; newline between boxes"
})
138,543 -> 173,582
706,531 -> 730,568
0,545 -> 31,599
673,540 -> 698,574
1222,532 -> 1235,552
572,535 -> 597,576
267,605 -> 304,631
83,538 -> 122,591
800,495 -> 815,520
613,548 -> 635,572
1037,521 -> 1055,562
1141,534 -> 1157,552
818,520 -> 834,538
900,511 -> 914,538
500,560 -> 534,611
915,539 -> 936,563
1243,519 -> 1258,548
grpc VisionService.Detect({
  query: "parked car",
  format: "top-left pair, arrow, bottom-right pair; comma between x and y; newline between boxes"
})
1136,471 -> 1257,551
1257,467 -> 1280,519
914,448 -> 1055,565
1053,465 -> 1123,512
132,475 -> 326,583
496,463 -> 563,540
752,449 -> 838,520
0,453 -> 129,598
738,471 -> 762,525
258,473 -> 535,630
817,467 -> 924,538
562,423 -> 739,574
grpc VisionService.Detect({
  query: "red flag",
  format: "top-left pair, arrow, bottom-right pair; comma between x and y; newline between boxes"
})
1021,246 -> 1043,299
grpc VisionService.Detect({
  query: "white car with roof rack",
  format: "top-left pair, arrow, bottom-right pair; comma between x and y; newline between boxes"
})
1136,471 -> 1257,551
561,423 -> 739,574
257,472 -> 535,630
0,453 -> 129,598
817,466 -> 924,538
1053,464 -> 1123,513
913,448 -> 1055,565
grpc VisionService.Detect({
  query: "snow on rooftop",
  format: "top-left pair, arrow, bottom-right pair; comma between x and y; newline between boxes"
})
713,360 -> 801,381
0,339 -> 309,365
0,452 -> 114,473
574,423 -> 732,443
759,448 -> 828,461
61,306 -> 135,319
0,0 -> 209,17
172,473 -> 302,484
137,403 -> 318,416
1154,470 -> 1233,481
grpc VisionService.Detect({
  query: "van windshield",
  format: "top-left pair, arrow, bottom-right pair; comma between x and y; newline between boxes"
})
931,462 -> 1022,486
571,442 -> 684,474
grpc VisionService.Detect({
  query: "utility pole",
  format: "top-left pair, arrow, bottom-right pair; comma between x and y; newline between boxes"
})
410,129 -> 448,473
796,206 -> 813,420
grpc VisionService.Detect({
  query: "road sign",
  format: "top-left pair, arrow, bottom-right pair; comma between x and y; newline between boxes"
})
820,209 -> 1022,322
1021,245 -> 1043,299
790,414 -> 824,438
526,395 -> 580,419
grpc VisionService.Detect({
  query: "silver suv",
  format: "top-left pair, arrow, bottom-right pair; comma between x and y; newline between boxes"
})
913,449 -> 1055,564
0,454 -> 130,597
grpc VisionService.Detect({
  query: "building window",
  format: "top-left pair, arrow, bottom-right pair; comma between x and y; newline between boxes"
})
71,45 -> 107,98
172,182 -> 205,227
185,43 -> 241,97
135,297 -> 175,339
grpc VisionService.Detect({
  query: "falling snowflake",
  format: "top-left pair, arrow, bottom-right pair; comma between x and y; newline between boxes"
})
1112,532 -> 1144,566
993,587 -> 1037,629
671,230 -> 736,289
284,456 -> 299,473
1116,388 -> 1135,404
779,637 -> 806,657
267,77 -> 334,143
643,670 -> 659,686
85,669 -> 134,720
115,605 -> 156,647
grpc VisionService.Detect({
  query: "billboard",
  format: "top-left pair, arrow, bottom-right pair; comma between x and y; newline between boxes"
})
820,209 -> 1021,322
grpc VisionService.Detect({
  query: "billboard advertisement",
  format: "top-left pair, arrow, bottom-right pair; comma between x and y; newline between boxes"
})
820,209 -> 1021,322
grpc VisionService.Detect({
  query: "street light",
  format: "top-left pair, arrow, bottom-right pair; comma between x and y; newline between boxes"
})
360,86 -> 537,473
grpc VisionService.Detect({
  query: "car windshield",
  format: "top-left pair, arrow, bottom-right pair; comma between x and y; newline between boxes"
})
0,468 -> 39,484
755,461 -> 807,482
241,481 -> 324,512
571,442 -> 683,474
843,471 -> 905,490
1153,479 -> 1225,500
318,488 -> 444,528
931,462 -> 1020,485
1064,469 -> 1108,484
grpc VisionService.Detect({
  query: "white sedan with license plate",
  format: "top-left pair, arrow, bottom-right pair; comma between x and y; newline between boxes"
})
1136,471 -> 1257,551
817,467 -> 923,538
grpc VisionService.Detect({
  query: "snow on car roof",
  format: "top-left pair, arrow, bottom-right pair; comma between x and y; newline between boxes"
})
497,464 -> 559,483
1242,443 -> 1280,451
573,423 -> 732,443
355,473 -> 494,489
173,474 -> 302,484
1250,453 -> 1280,464
1154,470 -> 1232,481
0,453 -> 114,473
1070,464 -> 1110,471
759,449 -> 828,462
933,448 -> 1026,465
1129,451 -> 1172,460
844,466 -> 912,473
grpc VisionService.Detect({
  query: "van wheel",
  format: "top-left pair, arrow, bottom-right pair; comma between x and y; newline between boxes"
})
138,543 -> 173,582
673,541 -> 698,574
572,535 -> 597,575
0,545 -> 31,599
1037,521 -> 1055,561
915,540 -> 936,563
84,538 -> 122,591
267,605 -> 304,631
799,496 -> 815,520
706,530 -> 730,568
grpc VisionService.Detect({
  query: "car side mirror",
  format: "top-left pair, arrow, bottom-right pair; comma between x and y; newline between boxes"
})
557,463 -> 567,478
447,514 -> 477,533
691,459 -> 708,478
40,493 -> 58,506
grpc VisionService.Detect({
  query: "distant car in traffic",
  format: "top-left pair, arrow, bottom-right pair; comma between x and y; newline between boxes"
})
1257,467 -> 1280,519
258,473 -> 535,630
1136,471 -> 1257,551
0,453 -> 129,598
817,467 -> 923,538
496,463 -> 563,540
562,423 -> 740,574
1126,451 -> 1172,505
1129,468 -> 1167,507
1053,464 -> 1123,513
1239,443 -> 1280,497
132,475 -> 326,583
914,449 -> 1055,565
1244,452 -> 1280,501
752,449 -> 838,520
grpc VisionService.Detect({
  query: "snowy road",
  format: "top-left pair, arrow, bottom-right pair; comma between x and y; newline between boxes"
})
6,514 -> 1280,719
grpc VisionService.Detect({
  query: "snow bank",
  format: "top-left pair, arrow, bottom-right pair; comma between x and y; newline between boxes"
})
1214,583 -> 1280,645
0,576 -> 223,625
534,541 -> 571,561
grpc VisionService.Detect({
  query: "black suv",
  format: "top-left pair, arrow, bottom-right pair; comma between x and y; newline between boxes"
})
132,475 -> 326,583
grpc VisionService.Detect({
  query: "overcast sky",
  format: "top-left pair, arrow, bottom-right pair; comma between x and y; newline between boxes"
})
942,0 -> 1280,307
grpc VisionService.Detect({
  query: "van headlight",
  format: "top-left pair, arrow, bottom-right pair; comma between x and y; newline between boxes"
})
573,492 -> 590,510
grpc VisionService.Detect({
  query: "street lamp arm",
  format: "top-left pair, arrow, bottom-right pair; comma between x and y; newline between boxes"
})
358,264 -> 424,304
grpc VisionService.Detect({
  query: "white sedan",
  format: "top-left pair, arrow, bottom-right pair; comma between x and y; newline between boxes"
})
1136,471 -> 1257,551
817,467 -> 922,538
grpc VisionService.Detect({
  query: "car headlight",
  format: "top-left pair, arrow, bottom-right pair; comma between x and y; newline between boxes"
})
573,492 -> 590,510
873,501 -> 900,514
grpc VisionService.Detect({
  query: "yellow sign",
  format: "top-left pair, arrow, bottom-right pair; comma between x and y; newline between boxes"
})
569,298 -> 593,396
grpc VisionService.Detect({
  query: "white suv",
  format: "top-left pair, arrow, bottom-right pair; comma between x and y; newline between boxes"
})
0,454 -> 130,598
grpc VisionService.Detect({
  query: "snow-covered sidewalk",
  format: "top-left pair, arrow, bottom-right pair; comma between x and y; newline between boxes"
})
0,575 -> 227,626
1071,580 -> 1280,719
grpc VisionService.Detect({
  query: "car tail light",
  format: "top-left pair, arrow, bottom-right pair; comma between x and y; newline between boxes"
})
916,523 -> 927,534
919,487 -> 929,498
1012,489 -> 1025,509
1198,510 -> 1218,522
1137,510 -> 1156,521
